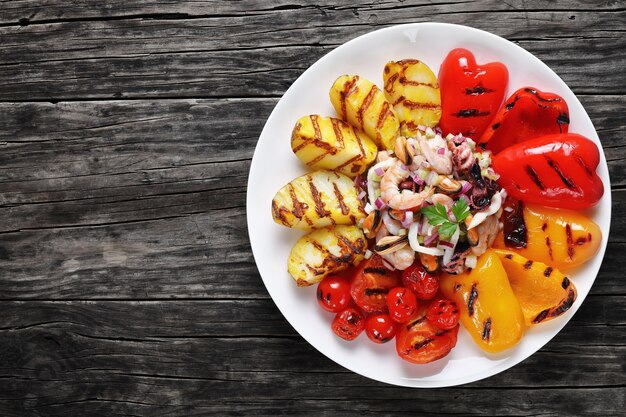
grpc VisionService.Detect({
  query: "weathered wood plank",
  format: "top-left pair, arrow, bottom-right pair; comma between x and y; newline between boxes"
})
1,0 -> 624,26
0,9 -> 624,99
0,205 -> 624,299
2,383 -> 623,417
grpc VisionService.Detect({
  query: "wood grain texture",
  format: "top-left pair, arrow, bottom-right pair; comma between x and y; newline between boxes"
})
0,1 -> 624,416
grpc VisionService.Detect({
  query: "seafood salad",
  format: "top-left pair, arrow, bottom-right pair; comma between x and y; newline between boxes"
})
359,127 -> 505,274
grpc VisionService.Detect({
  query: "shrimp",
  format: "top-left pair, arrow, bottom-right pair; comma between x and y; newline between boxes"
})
380,160 -> 433,210
418,135 -> 453,175
431,193 -> 454,209
471,214 -> 500,256
382,244 -> 415,270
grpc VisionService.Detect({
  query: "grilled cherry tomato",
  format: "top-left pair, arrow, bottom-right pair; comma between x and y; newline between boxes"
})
478,87 -> 570,154
387,287 -> 419,323
492,133 -> 603,209
426,298 -> 460,330
316,274 -> 352,313
332,307 -> 365,341
350,254 -> 401,313
396,318 -> 459,364
365,313 -> 397,344
439,48 -> 509,139
402,264 -> 439,300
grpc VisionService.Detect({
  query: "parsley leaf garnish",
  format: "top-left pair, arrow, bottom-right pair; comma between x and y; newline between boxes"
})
451,198 -> 470,223
420,199 -> 470,239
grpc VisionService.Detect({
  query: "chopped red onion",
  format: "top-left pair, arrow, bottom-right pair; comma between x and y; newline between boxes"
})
439,240 -> 454,248
460,181 -> 472,194
357,190 -> 367,200
374,167 -> 385,177
424,233 -> 439,246
418,215 -> 426,234
417,124 -> 427,132
437,147 -> 446,155
435,127 -> 443,135
410,172 -> 425,185
375,197 -> 386,210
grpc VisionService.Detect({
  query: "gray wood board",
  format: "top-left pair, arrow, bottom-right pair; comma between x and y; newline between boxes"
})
0,1 -> 624,416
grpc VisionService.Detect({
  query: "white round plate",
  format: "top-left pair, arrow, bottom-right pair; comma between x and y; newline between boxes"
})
246,23 -> 611,387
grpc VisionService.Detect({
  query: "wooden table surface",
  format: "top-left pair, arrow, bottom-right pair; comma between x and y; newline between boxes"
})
1,1 -> 624,416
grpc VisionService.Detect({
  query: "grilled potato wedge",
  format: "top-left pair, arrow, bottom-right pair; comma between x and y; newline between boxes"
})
288,225 -> 366,286
291,115 -> 377,178
272,170 -> 366,230
329,75 -> 399,150
383,60 -> 441,137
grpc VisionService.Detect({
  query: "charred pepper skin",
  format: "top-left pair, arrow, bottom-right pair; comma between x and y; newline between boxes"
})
478,87 -> 570,154
438,48 -> 509,140
492,133 -> 604,209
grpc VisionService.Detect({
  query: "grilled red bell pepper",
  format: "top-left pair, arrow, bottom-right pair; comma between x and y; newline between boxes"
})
492,133 -> 603,209
438,48 -> 508,139
478,87 -> 570,154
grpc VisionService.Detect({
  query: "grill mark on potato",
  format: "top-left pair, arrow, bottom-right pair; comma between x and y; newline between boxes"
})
357,85 -> 377,130
288,184 -> 307,219
311,114 -> 322,141
566,224 -> 575,259
546,236 -> 554,260
271,201 -> 290,225
573,152 -> 593,176
384,72 -> 399,93
340,76 -> 358,119
336,233 -> 365,255
526,165 -> 545,190
376,100 -> 391,130
468,283 -> 478,316
330,117 -> 345,149
523,260 -> 533,269
402,100 -> 441,110
307,176 -> 331,219
545,156 -> 577,190
332,183 -> 351,216
504,254 -> 513,259
482,318 -> 492,341
561,276 -> 570,289
399,76 -> 437,88
544,267 -> 554,277
542,222 -> 548,231
334,155 -> 362,172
